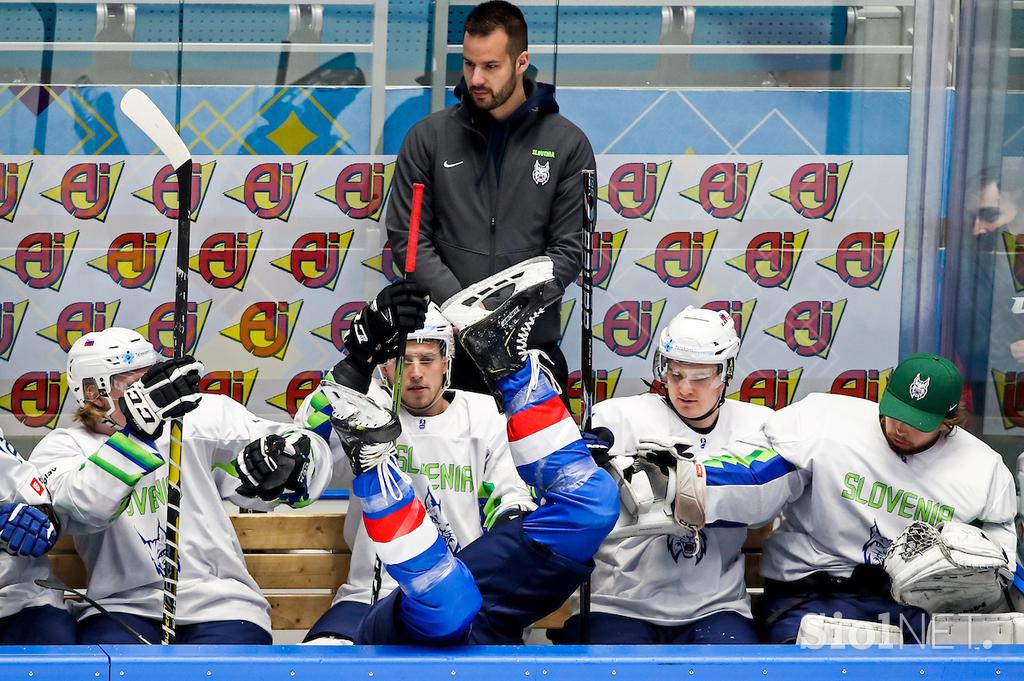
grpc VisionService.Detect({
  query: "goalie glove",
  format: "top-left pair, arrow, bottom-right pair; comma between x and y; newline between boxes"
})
235,432 -> 313,502
119,356 -> 204,440
884,520 -> 1013,614
607,436 -> 706,541
343,281 -> 430,366
0,502 -> 59,558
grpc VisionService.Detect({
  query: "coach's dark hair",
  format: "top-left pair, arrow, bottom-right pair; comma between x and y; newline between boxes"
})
465,1 -> 528,59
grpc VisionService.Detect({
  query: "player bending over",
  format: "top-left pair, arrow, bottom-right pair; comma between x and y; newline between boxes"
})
307,258 -> 619,644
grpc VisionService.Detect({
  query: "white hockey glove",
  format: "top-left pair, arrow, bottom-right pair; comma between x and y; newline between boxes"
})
120,356 -> 204,439
606,436 -> 706,541
885,521 -> 1013,614
235,432 -> 312,502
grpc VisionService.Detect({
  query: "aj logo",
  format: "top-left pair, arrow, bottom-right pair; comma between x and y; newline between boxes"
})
269,231 -> 354,290
576,230 -> 627,291
593,299 -> 666,358
0,371 -> 69,429
133,161 -> 215,221
224,162 -> 306,221
566,368 -> 622,421
87,232 -> 170,290
0,300 -> 28,361
220,301 -> 302,360
598,161 -> 672,221
992,370 -> 1024,429
764,299 -> 847,359
817,231 -> 900,290
769,161 -> 852,221
316,162 -> 395,221
265,370 -> 325,418
728,369 -> 803,409
361,241 -> 403,283
310,301 -> 366,352
189,232 -> 262,290
725,231 -> 808,290
136,300 -> 211,357
41,162 -> 124,221
0,232 -> 78,291
37,301 -> 120,352
703,299 -> 756,342
1003,232 -> 1024,293
0,161 -> 32,222
679,161 -> 761,221
199,369 -> 258,406
831,369 -> 892,403
635,231 -> 717,289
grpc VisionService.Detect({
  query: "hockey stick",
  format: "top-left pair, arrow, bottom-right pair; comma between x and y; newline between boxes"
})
36,578 -> 153,644
119,88 -> 192,644
578,168 -> 598,643
371,181 -> 425,605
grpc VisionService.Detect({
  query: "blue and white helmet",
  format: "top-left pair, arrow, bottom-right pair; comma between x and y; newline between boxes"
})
67,328 -> 160,411
653,306 -> 740,382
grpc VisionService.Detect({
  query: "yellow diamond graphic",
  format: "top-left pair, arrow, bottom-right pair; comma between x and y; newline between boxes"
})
266,112 -> 318,156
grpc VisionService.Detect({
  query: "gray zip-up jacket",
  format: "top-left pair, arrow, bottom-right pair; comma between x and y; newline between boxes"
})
386,78 -> 596,344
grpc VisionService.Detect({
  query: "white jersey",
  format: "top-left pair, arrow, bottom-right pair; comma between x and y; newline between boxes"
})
0,430 -> 64,619
587,394 -> 771,625
297,385 -> 533,606
30,394 -> 332,631
702,393 -> 1017,583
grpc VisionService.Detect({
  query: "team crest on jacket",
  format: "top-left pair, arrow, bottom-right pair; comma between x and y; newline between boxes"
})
862,521 -> 891,565
667,530 -> 707,565
532,160 -> 550,186
909,373 -> 930,400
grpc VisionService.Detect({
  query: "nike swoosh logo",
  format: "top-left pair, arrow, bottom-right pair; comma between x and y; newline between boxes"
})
443,160 -> 464,168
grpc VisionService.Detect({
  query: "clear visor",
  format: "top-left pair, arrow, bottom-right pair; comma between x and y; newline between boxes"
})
662,364 -> 723,385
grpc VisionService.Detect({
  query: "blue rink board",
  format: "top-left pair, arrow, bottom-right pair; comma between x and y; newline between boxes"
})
8,644 -> 1024,681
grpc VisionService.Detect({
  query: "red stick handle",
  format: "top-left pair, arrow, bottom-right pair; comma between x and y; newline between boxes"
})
406,183 -> 424,276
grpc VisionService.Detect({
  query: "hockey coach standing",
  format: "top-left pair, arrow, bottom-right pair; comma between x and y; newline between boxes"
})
386,0 -> 596,395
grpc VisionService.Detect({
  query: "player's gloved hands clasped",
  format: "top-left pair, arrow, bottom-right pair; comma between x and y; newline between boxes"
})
235,432 -> 312,502
343,281 -> 430,366
0,502 -> 59,557
120,356 -> 204,440
582,427 -> 615,468
635,436 -> 695,475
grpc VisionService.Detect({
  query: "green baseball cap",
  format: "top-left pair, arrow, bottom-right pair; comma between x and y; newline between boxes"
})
878,353 -> 963,432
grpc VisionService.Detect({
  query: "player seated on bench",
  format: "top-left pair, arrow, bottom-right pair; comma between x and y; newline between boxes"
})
553,306 -> 769,645
301,258 -> 618,645
610,353 -> 1018,643
299,295 -> 533,644
30,328 -> 334,645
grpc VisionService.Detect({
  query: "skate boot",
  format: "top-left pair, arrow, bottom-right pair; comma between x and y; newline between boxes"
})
439,257 -> 563,398
318,379 -> 401,476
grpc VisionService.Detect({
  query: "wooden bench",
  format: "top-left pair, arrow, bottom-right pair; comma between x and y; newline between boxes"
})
47,513 -> 571,632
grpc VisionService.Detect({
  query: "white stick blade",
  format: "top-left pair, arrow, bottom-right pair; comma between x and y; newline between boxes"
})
120,88 -> 191,170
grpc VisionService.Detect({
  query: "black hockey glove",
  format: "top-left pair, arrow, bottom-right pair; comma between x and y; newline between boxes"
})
235,432 -> 312,502
120,356 -> 204,440
582,426 -> 615,468
343,281 -> 430,366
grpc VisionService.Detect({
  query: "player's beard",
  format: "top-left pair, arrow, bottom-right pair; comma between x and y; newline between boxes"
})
878,416 -> 942,457
471,71 -> 516,111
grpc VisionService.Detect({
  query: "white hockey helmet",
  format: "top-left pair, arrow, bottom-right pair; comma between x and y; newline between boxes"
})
405,302 -> 455,391
408,303 -> 455,360
67,328 -> 160,411
653,306 -> 740,382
